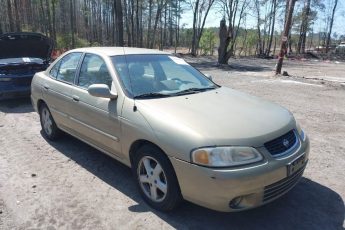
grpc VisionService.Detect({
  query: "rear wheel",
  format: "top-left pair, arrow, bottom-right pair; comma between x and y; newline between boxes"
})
133,145 -> 182,211
39,104 -> 61,140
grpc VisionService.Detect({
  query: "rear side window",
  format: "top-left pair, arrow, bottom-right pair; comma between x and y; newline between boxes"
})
49,60 -> 61,79
56,52 -> 82,84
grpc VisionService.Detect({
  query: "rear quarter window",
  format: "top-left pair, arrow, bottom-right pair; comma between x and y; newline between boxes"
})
49,60 -> 61,79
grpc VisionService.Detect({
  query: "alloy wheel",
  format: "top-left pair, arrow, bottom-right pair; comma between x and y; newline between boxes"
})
137,156 -> 168,202
42,107 -> 53,136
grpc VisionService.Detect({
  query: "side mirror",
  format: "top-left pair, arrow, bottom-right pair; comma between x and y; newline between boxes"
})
204,74 -> 212,81
88,84 -> 117,99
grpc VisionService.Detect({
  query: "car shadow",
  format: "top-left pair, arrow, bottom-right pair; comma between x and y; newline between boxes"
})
0,98 -> 34,113
43,132 -> 344,230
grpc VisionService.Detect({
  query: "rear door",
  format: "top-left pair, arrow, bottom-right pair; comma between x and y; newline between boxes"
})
69,53 -> 123,157
42,52 -> 82,130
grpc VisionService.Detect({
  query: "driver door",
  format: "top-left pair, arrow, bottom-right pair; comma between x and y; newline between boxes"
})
69,53 -> 122,158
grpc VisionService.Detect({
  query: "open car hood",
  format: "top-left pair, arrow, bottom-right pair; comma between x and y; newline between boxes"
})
0,32 -> 53,61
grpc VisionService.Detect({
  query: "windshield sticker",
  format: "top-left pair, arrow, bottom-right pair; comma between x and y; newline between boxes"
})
23,58 -> 31,62
169,56 -> 188,65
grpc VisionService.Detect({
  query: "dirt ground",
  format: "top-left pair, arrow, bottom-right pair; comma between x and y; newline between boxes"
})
0,58 -> 344,230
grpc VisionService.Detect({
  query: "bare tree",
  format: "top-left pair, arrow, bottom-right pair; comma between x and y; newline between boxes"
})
297,0 -> 311,54
254,0 -> 263,55
69,0 -> 75,48
326,0 -> 338,53
218,0 -> 248,64
265,0 -> 277,57
6,0 -> 14,32
45,0 -> 53,38
150,0 -> 166,48
190,0 -> 215,56
276,0 -> 296,74
114,0 -> 124,46
13,0 -> 21,31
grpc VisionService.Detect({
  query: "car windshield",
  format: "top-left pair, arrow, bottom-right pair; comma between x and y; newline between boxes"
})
111,54 -> 218,98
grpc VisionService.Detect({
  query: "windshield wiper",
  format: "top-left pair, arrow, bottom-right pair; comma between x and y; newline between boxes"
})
134,92 -> 171,99
173,87 -> 217,96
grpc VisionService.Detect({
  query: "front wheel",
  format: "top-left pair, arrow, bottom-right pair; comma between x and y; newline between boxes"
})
133,145 -> 182,211
39,104 -> 61,140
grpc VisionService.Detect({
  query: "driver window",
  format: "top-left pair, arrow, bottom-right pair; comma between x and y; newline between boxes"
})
78,54 -> 113,89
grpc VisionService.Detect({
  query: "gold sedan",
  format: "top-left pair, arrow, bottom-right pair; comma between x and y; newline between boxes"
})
31,47 -> 310,212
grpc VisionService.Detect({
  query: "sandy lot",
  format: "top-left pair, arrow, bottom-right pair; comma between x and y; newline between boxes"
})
0,58 -> 344,230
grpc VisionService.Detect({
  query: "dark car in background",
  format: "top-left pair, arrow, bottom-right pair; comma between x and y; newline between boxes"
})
0,32 -> 53,100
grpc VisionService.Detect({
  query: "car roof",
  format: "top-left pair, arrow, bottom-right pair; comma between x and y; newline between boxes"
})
71,47 -> 170,56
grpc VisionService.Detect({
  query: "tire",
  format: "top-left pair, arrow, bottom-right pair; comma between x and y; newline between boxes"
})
39,103 -> 61,140
133,145 -> 182,211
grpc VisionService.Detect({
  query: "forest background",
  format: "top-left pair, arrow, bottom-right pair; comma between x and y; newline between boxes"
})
0,0 -> 344,63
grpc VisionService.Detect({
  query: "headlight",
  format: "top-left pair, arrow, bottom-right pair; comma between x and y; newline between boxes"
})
296,122 -> 307,142
300,129 -> 306,142
191,146 -> 263,167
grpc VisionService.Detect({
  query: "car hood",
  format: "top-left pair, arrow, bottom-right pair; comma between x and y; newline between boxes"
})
0,32 -> 53,61
136,87 -> 296,147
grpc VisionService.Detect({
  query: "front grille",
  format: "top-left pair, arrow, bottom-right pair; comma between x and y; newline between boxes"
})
264,130 -> 298,156
263,164 -> 305,202
0,64 -> 46,75
13,77 -> 32,86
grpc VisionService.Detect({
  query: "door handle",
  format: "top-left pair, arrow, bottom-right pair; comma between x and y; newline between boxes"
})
43,84 -> 50,90
72,95 -> 80,102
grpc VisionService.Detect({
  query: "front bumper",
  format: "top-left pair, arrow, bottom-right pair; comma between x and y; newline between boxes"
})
170,136 -> 310,212
0,84 -> 31,100
0,75 -> 33,100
